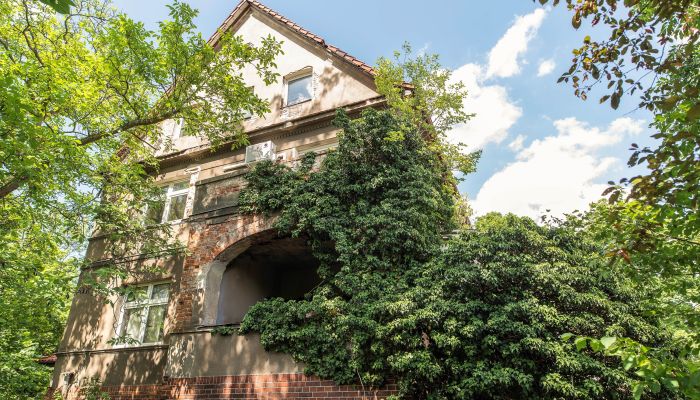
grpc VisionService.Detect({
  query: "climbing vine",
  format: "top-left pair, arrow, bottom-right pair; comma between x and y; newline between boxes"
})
237,108 -> 678,399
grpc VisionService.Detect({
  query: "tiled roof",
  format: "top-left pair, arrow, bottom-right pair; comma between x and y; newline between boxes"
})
208,0 -> 375,77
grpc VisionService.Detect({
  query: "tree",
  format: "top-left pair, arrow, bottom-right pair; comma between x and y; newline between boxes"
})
0,1 -> 281,397
537,1 -> 700,397
375,43 -> 480,179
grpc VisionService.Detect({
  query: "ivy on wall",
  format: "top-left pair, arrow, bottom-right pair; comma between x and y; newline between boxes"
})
237,108 -> 679,399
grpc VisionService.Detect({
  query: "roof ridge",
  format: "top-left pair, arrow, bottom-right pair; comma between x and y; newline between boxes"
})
208,0 -> 375,77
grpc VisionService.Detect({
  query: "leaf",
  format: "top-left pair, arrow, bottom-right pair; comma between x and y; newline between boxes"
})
560,332 -> 574,341
572,13 -> 582,29
574,337 -> 588,351
600,336 -> 616,349
38,0 -> 75,14
660,377 -> 680,391
686,103 -> 700,121
611,92 -> 621,110
589,339 -> 604,352
632,383 -> 644,400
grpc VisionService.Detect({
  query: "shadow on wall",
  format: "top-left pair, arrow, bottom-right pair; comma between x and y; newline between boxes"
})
217,236 -> 321,324
165,229 -> 322,379
55,255 -> 183,387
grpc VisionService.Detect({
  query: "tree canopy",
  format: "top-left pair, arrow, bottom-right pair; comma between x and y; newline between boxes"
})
537,1 -> 700,397
0,0 -> 281,397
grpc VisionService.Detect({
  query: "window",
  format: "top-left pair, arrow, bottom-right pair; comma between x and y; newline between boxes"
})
172,118 -> 184,139
286,74 -> 313,106
118,283 -> 170,345
242,87 -> 254,120
145,181 -> 190,224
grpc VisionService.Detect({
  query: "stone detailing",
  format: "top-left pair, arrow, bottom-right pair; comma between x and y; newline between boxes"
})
46,374 -> 398,400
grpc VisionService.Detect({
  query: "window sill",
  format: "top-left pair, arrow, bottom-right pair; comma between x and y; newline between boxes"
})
112,342 -> 165,350
284,98 -> 313,108
57,344 -> 169,356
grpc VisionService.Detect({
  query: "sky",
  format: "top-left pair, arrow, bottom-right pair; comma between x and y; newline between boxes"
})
111,0 -> 655,220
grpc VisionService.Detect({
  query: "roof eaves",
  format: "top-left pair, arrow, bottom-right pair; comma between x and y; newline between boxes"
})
208,0 -> 376,78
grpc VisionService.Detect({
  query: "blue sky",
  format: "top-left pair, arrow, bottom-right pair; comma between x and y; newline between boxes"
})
112,0 -> 654,219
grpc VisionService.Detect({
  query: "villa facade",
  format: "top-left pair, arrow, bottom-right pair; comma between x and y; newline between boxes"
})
47,1 -> 396,398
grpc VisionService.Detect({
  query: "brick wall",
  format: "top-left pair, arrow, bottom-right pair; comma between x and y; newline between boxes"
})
173,214 -> 275,331
47,373 -> 398,400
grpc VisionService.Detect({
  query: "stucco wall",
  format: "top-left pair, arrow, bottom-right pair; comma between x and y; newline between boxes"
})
58,255 -> 183,353
50,1 -> 382,394
155,8 -> 378,158
165,332 -> 301,378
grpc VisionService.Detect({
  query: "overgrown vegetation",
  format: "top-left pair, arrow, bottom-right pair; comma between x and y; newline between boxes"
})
538,1 -> 700,397
237,108 -> 678,399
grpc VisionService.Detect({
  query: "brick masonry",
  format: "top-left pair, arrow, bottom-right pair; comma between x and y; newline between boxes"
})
46,373 -> 398,400
173,213 -> 275,332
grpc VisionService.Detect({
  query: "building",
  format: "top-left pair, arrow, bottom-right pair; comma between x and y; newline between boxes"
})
47,1 -> 397,398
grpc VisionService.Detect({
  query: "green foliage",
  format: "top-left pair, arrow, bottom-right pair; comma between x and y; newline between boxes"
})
78,377 -> 110,400
563,333 -> 700,400
0,1 -> 281,397
0,188 -> 76,398
37,0 -> 75,14
375,43 -> 480,179
571,201 -> 700,399
538,1 -> 700,397
211,325 -> 238,336
237,108 -> 675,399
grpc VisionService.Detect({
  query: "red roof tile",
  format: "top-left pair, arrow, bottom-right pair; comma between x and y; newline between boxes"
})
208,0 -> 376,77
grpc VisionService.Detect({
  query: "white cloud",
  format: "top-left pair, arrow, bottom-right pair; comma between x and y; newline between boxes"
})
471,117 -> 644,219
508,134 -> 526,151
447,64 -> 522,151
537,59 -> 556,77
446,9 -> 549,151
486,9 -> 547,79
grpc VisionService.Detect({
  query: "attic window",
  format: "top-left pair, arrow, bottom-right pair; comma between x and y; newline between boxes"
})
286,72 -> 313,106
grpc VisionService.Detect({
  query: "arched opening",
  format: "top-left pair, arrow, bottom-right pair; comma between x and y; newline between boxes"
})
216,236 -> 321,325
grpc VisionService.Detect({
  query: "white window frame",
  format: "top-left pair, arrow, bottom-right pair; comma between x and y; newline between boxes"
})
172,118 -> 184,140
115,282 -> 170,347
242,86 -> 254,120
284,68 -> 314,107
151,181 -> 190,224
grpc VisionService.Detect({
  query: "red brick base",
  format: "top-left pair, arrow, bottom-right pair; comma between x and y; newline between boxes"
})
46,373 -> 398,400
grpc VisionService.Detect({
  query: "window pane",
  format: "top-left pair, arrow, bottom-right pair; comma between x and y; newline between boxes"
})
287,75 -> 312,105
171,181 -> 189,192
123,307 -> 144,341
166,193 -> 187,221
151,283 -> 170,301
143,305 -> 166,343
145,195 -> 166,224
126,287 -> 148,303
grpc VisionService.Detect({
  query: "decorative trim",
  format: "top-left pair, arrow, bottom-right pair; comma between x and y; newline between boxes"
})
55,344 -> 169,357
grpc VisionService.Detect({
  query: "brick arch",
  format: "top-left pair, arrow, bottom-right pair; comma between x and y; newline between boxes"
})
173,214 -> 277,330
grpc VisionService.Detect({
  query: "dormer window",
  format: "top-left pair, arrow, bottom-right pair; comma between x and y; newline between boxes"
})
285,69 -> 313,106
